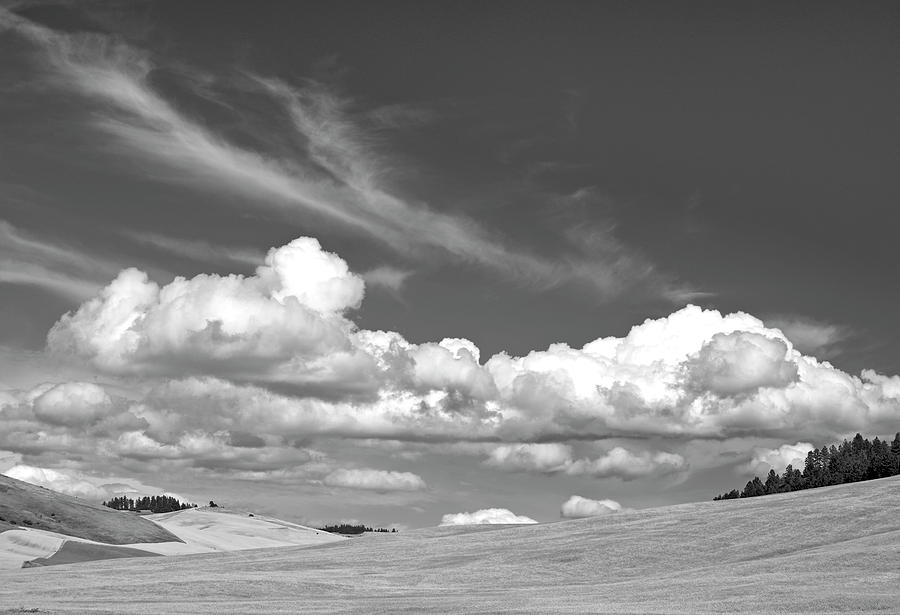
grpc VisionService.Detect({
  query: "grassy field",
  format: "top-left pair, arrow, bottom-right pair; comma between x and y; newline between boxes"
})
2,476 -> 900,613
0,475 -> 178,545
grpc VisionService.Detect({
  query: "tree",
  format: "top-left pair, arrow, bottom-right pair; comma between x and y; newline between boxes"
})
891,433 -> 900,473
782,464 -> 803,491
741,477 -> 766,498
714,431 -> 900,502
764,469 -> 784,494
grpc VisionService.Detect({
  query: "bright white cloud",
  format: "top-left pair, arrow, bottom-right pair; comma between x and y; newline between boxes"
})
560,495 -> 625,518
439,508 -> 538,526
48,237 -> 363,379
743,442 -> 815,476
323,468 -> 426,491
40,263 -> 900,451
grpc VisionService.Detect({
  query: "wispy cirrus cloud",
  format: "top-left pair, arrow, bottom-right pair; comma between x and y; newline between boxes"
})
124,230 -> 264,268
0,220 -> 119,300
0,7 -> 688,301
765,316 -> 851,358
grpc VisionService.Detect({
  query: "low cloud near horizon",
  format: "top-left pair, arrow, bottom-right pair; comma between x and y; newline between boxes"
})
440,508 -> 538,526
2,464 -> 181,503
560,496 -> 626,518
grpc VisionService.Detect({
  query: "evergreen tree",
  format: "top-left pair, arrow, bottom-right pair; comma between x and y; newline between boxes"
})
891,433 -> 900,473
764,469 -> 784,494
715,431 -> 900,502
740,476 -> 766,498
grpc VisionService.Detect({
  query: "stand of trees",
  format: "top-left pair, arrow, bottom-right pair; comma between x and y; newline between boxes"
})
318,523 -> 397,535
714,432 -> 900,501
103,495 -> 197,513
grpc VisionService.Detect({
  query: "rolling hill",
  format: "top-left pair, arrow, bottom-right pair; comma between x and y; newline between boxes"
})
2,475 -> 900,613
0,474 -> 179,544
141,507 -> 346,554
0,476 -> 345,568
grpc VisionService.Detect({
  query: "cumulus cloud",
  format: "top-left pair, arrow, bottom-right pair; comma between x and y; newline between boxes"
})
686,332 -> 797,397
560,495 -> 626,518
5,224 -> 900,484
743,442 -> 815,476
439,508 -> 538,526
323,468 -> 426,491
34,255 -> 900,460
32,382 -> 115,427
48,237 -> 364,382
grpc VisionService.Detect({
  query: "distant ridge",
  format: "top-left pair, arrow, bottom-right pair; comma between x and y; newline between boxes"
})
0,474 -> 180,544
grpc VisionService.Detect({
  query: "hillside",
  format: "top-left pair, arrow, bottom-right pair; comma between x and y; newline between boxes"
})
141,507 -> 346,554
0,474 -> 179,545
2,476 -> 900,613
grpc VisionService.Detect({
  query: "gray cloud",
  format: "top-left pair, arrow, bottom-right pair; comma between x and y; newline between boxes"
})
323,468 -> 426,492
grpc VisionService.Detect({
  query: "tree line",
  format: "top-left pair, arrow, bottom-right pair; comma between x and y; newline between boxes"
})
714,432 -> 900,501
103,495 -> 197,513
317,523 -> 397,535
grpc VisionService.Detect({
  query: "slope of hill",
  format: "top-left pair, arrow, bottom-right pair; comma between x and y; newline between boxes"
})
134,507 -> 347,555
0,507 -> 346,569
3,476 -> 900,613
0,475 -> 179,545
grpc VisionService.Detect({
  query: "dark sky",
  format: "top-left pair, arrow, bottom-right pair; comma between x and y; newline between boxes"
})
1,1 -> 898,527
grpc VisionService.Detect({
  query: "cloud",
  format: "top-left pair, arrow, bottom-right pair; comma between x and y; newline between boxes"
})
743,442 -> 815,476
686,332 -> 797,397
4,464 -> 110,500
564,448 -> 686,480
48,237 -> 364,381
485,443 -> 573,473
0,220 -> 118,301
32,382 -> 115,427
0,7 -> 678,300
43,231 -> 900,449
323,468 -> 426,491
439,508 -> 538,526
125,231 -> 264,268
560,495 -> 626,518
766,316 -> 850,357
484,443 -> 684,480
2,464 -> 184,502
362,266 -> 413,292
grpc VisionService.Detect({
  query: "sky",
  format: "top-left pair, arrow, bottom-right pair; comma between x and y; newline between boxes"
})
0,0 -> 898,528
